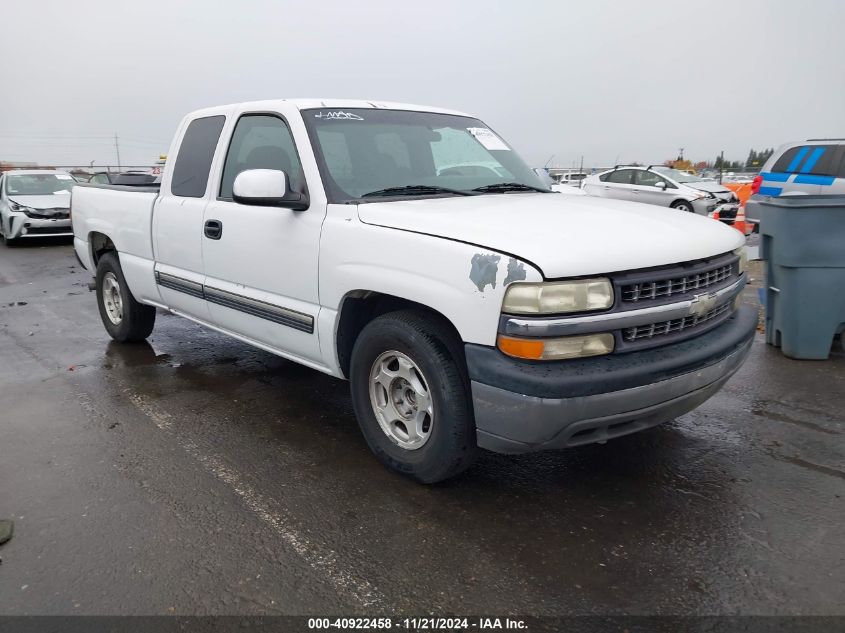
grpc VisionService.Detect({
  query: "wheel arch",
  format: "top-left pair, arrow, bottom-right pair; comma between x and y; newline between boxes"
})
334,290 -> 466,380
88,231 -> 117,268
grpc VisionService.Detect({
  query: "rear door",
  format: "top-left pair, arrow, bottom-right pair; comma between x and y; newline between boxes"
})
201,109 -> 325,365
152,114 -> 227,318
595,169 -> 636,201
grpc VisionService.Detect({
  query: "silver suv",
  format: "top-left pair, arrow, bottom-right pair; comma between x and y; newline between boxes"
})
583,165 -> 740,221
753,139 -> 845,197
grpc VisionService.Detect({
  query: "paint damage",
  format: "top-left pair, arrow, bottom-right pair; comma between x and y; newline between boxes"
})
469,253 -> 501,292
504,258 -> 527,286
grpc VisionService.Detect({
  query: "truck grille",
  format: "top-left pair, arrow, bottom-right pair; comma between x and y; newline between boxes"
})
620,262 -> 733,303
621,302 -> 731,342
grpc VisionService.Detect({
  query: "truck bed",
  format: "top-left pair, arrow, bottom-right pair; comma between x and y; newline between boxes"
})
71,182 -> 159,269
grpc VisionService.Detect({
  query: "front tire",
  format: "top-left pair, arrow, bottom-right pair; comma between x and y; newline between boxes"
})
95,252 -> 155,342
349,310 -> 477,483
672,200 -> 695,213
1,219 -> 18,246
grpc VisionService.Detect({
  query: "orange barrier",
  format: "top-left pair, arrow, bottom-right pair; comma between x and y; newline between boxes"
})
722,182 -> 754,235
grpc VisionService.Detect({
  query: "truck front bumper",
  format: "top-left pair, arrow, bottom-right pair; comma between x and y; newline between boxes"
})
467,305 -> 757,453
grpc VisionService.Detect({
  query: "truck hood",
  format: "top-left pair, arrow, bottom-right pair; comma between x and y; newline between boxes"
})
9,193 -> 71,210
357,193 -> 743,278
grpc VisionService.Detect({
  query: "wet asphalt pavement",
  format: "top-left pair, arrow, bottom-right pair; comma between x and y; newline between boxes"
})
0,238 -> 843,616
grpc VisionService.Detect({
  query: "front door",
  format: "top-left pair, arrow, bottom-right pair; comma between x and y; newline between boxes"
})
202,113 -> 325,365
631,169 -> 678,206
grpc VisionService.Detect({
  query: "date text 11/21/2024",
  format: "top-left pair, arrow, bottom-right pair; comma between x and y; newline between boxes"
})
307,617 -> 528,630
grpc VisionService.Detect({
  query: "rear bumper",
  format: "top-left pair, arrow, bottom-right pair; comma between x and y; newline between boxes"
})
467,305 -> 757,453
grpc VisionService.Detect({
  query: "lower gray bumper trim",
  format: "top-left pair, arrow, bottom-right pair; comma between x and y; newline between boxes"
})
472,338 -> 752,454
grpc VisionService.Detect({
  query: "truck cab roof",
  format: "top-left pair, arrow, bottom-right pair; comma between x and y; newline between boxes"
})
186,99 -> 472,120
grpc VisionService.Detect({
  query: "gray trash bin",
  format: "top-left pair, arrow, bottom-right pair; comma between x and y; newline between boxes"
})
749,194 -> 845,360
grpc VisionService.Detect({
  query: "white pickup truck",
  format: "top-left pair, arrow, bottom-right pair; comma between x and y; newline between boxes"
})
72,99 -> 756,483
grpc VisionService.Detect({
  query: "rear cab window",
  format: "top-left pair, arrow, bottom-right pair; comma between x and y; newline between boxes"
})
170,115 -> 226,197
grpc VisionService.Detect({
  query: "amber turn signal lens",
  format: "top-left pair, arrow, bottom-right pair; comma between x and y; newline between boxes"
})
497,333 -> 615,361
496,335 -> 545,360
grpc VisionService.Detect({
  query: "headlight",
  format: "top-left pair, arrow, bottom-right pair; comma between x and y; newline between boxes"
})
498,333 -> 615,360
502,278 -> 613,315
9,201 -> 34,214
734,247 -> 747,274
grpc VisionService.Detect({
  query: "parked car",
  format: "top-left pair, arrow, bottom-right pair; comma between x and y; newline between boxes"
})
88,171 -> 161,186
583,165 -> 741,223
558,172 -> 587,188
533,168 -> 586,195
751,139 -> 845,198
71,99 -> 755,483
0,170 -> 75,244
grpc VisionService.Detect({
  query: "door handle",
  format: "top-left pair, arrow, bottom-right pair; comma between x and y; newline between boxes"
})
204,219 -> 222,240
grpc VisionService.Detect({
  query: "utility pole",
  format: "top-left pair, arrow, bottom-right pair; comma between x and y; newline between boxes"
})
719,150 -> 724,184
114,134 -> 122,172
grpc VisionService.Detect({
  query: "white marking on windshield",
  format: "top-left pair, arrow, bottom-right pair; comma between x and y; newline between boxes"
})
314,111 -> 364,121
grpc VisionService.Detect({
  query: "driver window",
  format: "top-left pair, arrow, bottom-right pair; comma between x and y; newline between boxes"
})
219,114 -> 305,200
636,170 -> 664,187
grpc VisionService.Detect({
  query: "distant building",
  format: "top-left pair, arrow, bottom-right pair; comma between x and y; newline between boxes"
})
0,161 -> 40,172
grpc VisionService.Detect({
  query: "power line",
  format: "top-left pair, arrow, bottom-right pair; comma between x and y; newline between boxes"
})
0,134 -> 169,145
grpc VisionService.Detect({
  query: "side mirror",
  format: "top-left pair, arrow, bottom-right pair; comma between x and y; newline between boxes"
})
654,181 -> 667,190
233,169 -> 308,210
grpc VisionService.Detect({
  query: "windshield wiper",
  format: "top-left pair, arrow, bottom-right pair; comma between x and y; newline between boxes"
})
361,184 -> 475,198
471,182 -> 549,193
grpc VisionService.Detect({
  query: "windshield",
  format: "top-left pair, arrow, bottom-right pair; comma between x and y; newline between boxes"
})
302,108 -> 549,202
5,173 -> 75,196
652,167 -> 705,183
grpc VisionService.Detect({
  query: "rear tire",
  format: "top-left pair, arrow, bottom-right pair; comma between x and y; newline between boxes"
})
349,310 -> 477,483
95,252 -> 155,342
672,200 -> 695,213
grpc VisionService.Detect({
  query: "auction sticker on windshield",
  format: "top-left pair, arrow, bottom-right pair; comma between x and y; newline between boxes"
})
467,127 -> 509,151
314,111 -> 364,121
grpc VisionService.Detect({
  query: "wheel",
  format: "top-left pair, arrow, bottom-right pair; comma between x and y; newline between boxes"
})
95,252 -> 155,342
671,200 -> 695,213
1,219 -> 18,246
349,310 -> 477,483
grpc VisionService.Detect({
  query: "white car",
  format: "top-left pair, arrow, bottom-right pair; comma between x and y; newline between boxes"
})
0,170 -> 75,245
71,99 -> 755,483
533,168 -> 586,195
583,165 -> 740,220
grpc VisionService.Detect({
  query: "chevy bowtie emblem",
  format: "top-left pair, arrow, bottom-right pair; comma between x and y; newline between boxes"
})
689,292 -> 718,317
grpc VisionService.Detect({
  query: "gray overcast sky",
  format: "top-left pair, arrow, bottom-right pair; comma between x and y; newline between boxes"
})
1,0 -> 843,168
